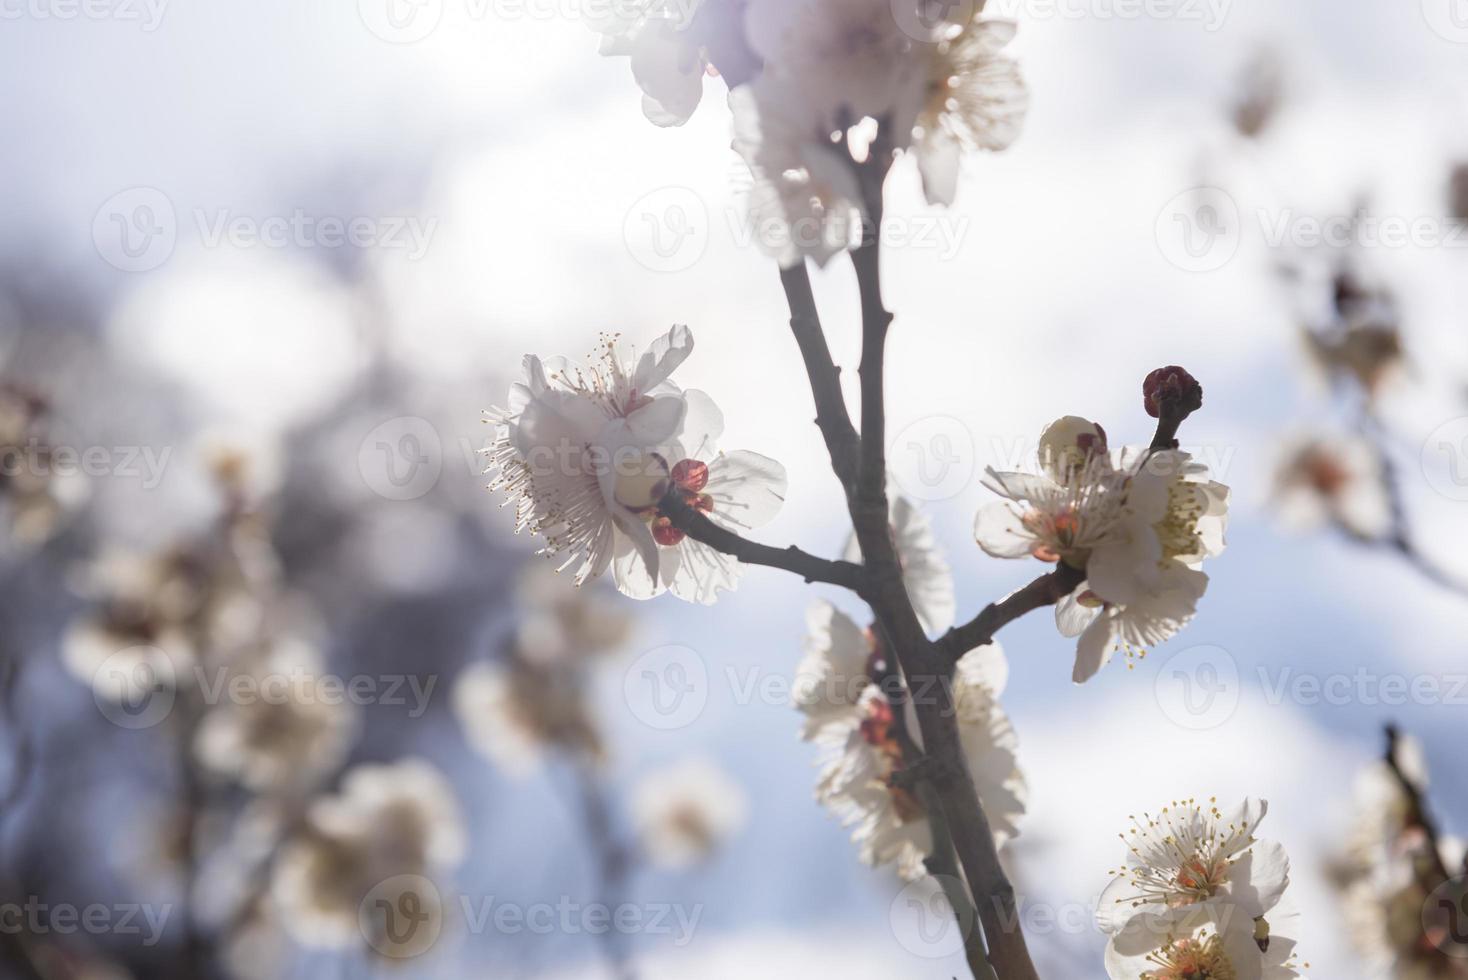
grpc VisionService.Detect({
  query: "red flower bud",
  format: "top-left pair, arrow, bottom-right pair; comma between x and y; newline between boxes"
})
1143,366 -> 1203,419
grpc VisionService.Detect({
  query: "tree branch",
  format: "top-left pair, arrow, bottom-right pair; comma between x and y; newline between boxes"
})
780,264 -> 861,490
1384,724 -> 1453,886
917,780 -> 998,980
1365,414 -> 1468,600
851,201 -> 893,506
938,565 -> 1086,663
657,488 -> 866,590
776,233 -> 1040,978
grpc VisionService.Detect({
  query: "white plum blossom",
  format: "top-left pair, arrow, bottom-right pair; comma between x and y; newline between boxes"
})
1098,798 -> 1290,935
271,759 -> 465,955
453,659 -> 602,776
731,1 -> 1027,265
592,0 -> 709,127
730,82 -> 866,270
975,416 -> 1124,567
485,326 -> 690,587
1272,432 -> 1391,541
513,559 -> 634,666
611,389 -> 788,605
797,612 -> 1025,880
1335,739 -> 1468,976
1105,899 -> 1305,980
193,639 -> 358,794
976,418 -> 1229,683
792,601 -> 874,740
488,327 -> 786,604
845,495 -> 955,634
908,17 -> 1028,205
631,757 -> 748,869
1061,448 -> 1228,682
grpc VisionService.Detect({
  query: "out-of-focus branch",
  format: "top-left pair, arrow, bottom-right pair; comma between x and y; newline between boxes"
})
571,761 -> 637,980
1367,416 -> 1468,601
1384,724 -> 1453,886
657,489 -> 866,590
938,565 -> 1086,663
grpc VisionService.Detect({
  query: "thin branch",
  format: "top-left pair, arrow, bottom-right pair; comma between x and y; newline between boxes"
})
1384,724 -> 1453,886
571,760 -> 638,980
917,780 -> 998,980
657,488 -> 866,590
850,171 -> 894,506
1367,415 -> 1468,600
938,565 -> 1086,663
780,264 -> 860,489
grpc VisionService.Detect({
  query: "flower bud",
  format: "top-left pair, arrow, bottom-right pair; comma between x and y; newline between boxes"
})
1143,366 -> 1203,419
1038,416 -> 1108,483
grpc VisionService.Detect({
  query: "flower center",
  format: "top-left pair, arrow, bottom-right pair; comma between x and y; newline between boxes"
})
1022,505 -> 1083,562
1301,449 -> 1349,497
1143,935 -> 1236,980
1155,481 -> 1205,562
612,451 -> 671,512
1171,857 -> 1229,901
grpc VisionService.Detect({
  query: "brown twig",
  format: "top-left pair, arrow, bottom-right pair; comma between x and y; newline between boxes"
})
1384,724 -> 1453,886
779,265 -> 861,491
656,489 -> 865,590
938,565 -> 1086,663
786,245 -> 1043,979
1365,415 -> 1468,601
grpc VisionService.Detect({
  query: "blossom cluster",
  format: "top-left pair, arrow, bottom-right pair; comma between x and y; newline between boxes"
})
975,413 -> 1229,683
793,499 -> 1025,879
1333,736 -> 1468,977
1098,797 -> 1306,979
593,0 -> 1029,266
486,325 -> 786,606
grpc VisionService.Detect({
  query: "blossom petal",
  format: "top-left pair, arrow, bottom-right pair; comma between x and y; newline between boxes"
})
706,451 -> 787,531
1226,838 -> 1290,918
1072,613 -> 1114,684
1054,582 -> 1100,638
631,324 -> 694,394
974,501 -> 1034,559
